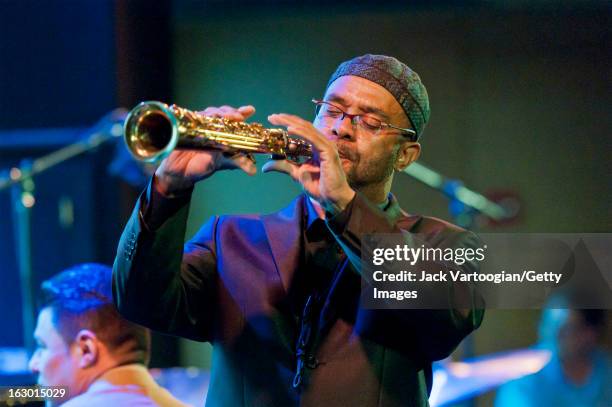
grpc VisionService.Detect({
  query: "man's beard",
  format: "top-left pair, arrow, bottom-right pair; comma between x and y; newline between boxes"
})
339,145 -> 398,190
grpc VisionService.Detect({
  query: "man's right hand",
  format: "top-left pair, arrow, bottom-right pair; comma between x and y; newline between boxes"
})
154,105 -> 257,196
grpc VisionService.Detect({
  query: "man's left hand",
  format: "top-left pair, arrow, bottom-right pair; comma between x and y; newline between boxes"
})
263,113 -> 355,214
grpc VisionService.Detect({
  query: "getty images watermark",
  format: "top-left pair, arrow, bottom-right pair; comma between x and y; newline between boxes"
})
361,233 -> 611,309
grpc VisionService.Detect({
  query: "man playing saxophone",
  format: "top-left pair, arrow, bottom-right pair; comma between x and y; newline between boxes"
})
113,54 -> 484,406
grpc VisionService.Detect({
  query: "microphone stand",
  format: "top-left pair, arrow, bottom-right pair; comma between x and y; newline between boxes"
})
402,161 -> 511,228
0,109 -> 126,353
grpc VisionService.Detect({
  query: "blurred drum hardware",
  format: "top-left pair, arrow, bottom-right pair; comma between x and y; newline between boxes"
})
429,348 -> 552,406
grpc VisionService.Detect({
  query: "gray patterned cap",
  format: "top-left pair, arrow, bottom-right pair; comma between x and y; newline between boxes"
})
326,54 -> 430,139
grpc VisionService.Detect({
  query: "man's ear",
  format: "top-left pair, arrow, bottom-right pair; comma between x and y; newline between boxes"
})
395,141 -> 421,171
74,330 -> 99,368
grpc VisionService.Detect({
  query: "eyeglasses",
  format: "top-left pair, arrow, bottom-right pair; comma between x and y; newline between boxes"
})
312,99 -> 418,141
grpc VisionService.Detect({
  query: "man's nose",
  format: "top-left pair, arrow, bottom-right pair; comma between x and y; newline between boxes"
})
330,115 -> 356,141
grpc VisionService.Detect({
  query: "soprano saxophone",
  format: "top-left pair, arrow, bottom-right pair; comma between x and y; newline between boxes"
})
124,101 -> 313,163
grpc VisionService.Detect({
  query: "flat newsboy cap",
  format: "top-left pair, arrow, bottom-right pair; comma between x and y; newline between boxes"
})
326,54 -> 430,139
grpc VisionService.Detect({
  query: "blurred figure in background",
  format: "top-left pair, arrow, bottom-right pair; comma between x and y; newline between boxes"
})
495,305 -> 611,407
29,263 -> 189,407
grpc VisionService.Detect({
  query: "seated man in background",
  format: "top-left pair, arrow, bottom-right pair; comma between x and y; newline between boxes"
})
29,263 -> 189,407
495,306 -> 611,407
